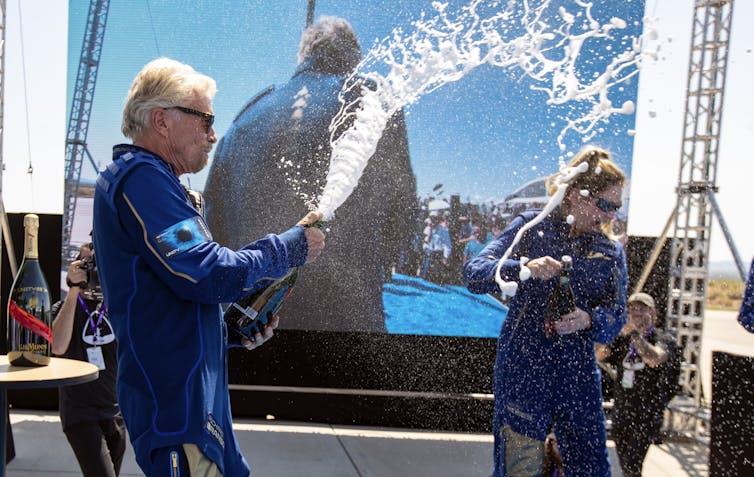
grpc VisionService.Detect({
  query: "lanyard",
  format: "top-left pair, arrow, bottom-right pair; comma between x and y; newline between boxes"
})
77,295 -> 107,344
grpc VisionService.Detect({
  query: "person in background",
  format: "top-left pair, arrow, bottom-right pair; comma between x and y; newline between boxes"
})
456,215 -> 474,256
204,16 -> 416,332
420,217 -> 433,278
486,221 -> 503,244
738,259 -> 754,333
92,57 -> 325,477
458,216 -> 473,245
424,214 -> 452,284
464,146 -> 628,476
51,242 -> 125,477
463,226 -> 486,263
596,292 -> 680,477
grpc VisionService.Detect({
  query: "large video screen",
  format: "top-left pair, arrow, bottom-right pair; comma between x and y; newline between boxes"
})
66,0 -> 644,338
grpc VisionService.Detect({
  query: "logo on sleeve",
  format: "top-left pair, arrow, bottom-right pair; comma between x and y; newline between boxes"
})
153,216 -> 211,258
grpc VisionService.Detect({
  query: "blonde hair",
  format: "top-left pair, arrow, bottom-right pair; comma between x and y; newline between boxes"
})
547,146 -> 626,238
546,146 -> 626,196
121,58 -> 217,139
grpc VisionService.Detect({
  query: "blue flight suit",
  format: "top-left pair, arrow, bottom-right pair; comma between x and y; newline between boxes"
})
464,210 -> 627,476
93,144 -> 309,476
739,259 -> 754,333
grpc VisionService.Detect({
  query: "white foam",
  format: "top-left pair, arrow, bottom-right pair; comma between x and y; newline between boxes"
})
311,1 -> 657,220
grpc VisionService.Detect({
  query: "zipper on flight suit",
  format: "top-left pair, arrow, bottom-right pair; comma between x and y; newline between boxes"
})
170,450 -> 180,477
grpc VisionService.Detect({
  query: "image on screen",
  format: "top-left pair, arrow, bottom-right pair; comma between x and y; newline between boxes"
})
65,0 -> 644,337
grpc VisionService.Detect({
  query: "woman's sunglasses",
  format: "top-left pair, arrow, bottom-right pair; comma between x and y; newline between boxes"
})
594,197 -> 622,213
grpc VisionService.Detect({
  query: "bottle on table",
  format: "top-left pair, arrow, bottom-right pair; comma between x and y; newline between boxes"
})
7,214 -> 52,366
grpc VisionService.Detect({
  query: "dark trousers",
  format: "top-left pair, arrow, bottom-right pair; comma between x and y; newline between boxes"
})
612,420 -> 660,477
64,416 -> 127,477
5,408 -> 15,464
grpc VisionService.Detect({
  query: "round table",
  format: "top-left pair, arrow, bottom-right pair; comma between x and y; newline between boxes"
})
0,356 -> 99,476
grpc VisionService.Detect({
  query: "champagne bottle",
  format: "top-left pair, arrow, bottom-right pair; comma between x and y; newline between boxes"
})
7,214 -> 52,366
544,255 -> 575,339
224,268 -> 299,343
224,220 -> 320,344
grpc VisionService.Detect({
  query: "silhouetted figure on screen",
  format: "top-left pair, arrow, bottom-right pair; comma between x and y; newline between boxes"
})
205,16 -> 417,332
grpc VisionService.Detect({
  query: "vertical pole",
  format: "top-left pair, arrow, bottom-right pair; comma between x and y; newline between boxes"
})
306,0 -> 315,27
0,0 -> 6,291
707,189 -> 746,280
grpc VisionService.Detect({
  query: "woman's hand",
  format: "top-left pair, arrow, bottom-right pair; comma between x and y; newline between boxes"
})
526,256 -> 562,280
553,308 -> 592,335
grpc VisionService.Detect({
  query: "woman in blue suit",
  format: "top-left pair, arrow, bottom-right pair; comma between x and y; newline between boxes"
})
738,259 -> 754,333
464,146 -> 628,476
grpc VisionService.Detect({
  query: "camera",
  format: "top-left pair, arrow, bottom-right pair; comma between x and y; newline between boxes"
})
76,243 -> 101,296
79,257 -> 98,286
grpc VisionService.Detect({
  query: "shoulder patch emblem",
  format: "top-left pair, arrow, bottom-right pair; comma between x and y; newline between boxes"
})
153,216 -> 211,258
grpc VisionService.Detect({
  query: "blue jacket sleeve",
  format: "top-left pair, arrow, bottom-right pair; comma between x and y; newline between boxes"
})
464,215 -> 529,295
115,164 -> 308,304
585,242 -> 628,344
739,259 -> 754,333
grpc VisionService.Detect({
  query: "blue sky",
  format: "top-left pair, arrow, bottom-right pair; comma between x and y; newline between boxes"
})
66,0 -> 644,203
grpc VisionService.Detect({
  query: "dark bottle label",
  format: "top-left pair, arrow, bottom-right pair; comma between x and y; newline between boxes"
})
7,266 -> 52,366
544,256 -> 575,339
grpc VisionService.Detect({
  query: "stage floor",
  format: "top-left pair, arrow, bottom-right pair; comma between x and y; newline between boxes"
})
6,409 -> 707,476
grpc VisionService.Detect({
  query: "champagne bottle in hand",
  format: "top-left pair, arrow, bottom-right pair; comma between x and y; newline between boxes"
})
224,220 -> 320,345
544,255 -> 575,339
7,214 -> 52,366
224,268 -> 299,343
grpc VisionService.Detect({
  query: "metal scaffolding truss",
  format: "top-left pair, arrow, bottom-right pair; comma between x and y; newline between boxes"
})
0,0 -> 5,194
0,0 -> 13,279
61,0 -> 110,264
665,0 -> 734,439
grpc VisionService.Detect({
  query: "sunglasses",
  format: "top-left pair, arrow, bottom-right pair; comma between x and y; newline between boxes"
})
594,197 -> 622,213
170,106 -> 215,132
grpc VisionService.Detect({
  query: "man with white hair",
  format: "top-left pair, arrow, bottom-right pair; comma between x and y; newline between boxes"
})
93,58 -> 325,476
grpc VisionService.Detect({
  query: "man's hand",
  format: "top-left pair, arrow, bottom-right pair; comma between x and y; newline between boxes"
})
66,259 -> 88,287
297,211 -> 322,227
553,308 -> 592,335
526,256 -> 562,280
242,315 -> 280,350
298,211 -> 325,264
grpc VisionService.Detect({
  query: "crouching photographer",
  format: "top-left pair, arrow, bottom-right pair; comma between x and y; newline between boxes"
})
51,242 -> 125,477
